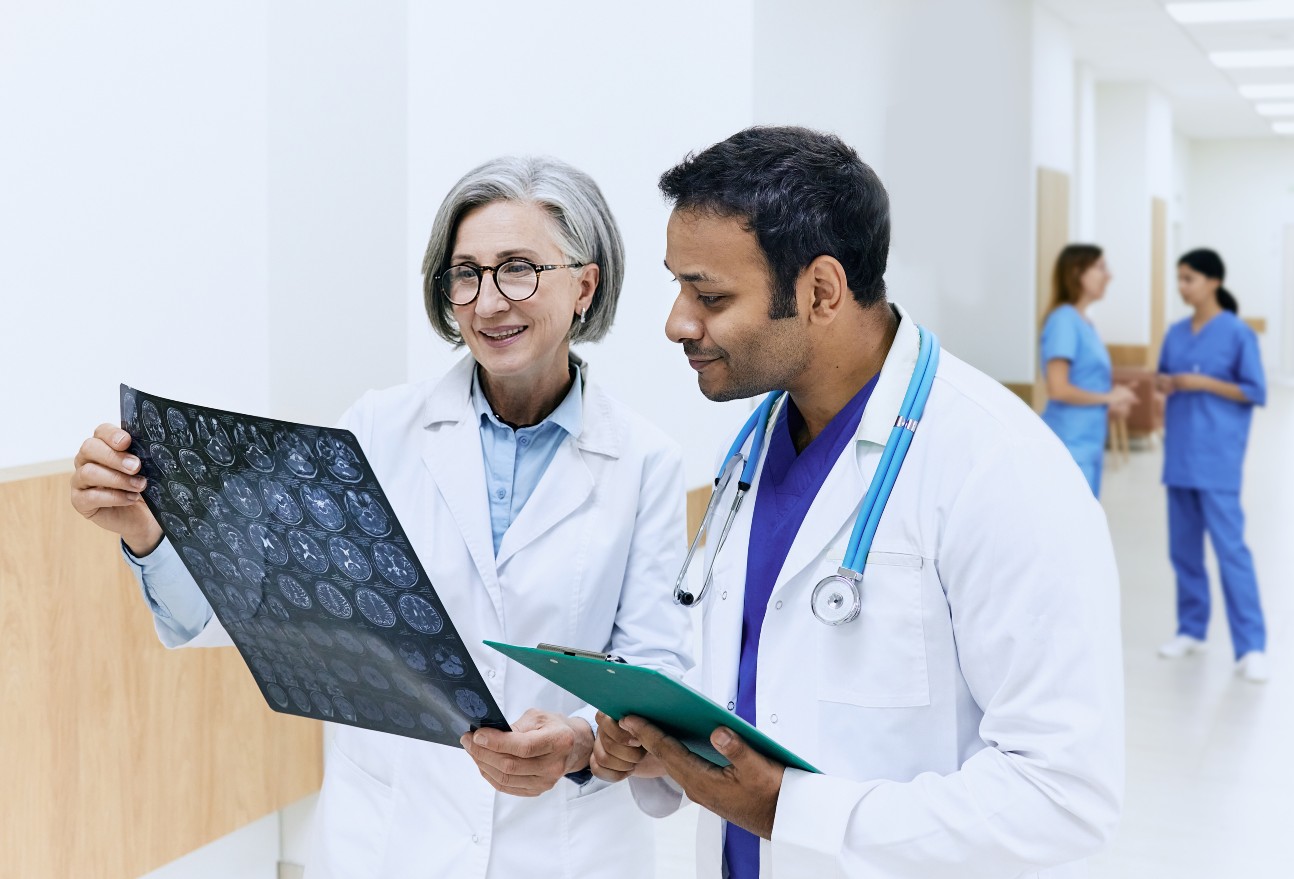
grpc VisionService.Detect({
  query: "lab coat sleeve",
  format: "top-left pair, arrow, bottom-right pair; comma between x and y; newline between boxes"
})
770,433 -> 1125,877
1232,325 -> 1267,406
121,538 -> 216,647
1039,308 -> 1079,365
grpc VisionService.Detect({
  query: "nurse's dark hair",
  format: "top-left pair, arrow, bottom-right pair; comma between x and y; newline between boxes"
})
421,156 -> 625,345
1047,244 -> 1103,319
658,126 -> 889,318
1178,248 -> 1238,314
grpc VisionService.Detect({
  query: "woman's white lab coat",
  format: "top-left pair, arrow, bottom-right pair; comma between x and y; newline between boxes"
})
182,354 -> 692,879
633,306 -> 1124,878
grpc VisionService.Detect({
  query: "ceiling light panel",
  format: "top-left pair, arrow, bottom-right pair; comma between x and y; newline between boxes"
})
1255,100 -> 1294,113
1239,82 -> 1294,97
1211,48 -> 1294,66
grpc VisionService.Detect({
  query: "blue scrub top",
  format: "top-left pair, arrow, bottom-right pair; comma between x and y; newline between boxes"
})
1159,312 -> 1266,492
1040,304 -> 1112,456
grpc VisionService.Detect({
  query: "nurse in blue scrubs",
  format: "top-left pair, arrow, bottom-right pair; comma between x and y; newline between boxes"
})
1156,248 -> 1269,683
1040,244 -> 1137,496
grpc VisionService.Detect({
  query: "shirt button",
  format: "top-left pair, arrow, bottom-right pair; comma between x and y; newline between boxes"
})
775,600 -> 783,610
495,488 -> 506,500
519,436 -> 530,446
727,701 -> 735,711
472,834 -> 480,844
771,714 -> 778,723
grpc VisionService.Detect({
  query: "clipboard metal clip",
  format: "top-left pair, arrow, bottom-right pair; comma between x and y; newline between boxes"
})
536,642 -> 627,664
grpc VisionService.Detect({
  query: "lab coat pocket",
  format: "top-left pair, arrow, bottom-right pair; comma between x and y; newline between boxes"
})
308,734 -> 396,879
561,779 -> 652,879
815,552 -> 929,709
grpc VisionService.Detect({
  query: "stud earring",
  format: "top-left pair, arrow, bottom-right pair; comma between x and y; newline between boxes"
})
579,306 -> 587,325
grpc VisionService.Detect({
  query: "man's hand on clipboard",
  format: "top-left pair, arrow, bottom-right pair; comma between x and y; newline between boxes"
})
589,710 -> 668,781
615,715 -> 785,841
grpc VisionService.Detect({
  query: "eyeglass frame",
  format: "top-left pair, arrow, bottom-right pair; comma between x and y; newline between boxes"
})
433,257 -> 588,306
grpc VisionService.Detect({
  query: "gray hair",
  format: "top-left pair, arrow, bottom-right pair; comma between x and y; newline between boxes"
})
421,156 -> 625,345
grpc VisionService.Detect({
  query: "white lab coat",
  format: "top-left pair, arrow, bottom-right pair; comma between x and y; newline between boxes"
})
179,354 -> 692,879
632,305 -> 1124,878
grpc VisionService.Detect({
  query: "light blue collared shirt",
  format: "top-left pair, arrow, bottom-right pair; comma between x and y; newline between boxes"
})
471,365 -> 583,555
124,364 -> 584,641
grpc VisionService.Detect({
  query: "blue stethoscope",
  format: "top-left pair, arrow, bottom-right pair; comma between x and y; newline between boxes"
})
672,326 -> 940,625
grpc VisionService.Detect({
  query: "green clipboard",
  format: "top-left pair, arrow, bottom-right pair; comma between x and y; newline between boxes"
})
484,640 -> 820,774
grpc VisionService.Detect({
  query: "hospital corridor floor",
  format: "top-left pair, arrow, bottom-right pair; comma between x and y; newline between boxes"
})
652,383 -> 1294,879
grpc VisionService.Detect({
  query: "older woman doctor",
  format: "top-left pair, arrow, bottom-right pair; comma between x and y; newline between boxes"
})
69,157 -> 692,878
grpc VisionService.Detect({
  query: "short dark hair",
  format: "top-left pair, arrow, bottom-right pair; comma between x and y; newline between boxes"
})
658,126 -> 890,318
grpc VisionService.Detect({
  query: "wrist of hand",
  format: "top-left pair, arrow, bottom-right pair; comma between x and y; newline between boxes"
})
563,716 -> 595,774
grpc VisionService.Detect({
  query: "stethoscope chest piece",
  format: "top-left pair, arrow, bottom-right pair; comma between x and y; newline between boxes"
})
811,568 -> 863,626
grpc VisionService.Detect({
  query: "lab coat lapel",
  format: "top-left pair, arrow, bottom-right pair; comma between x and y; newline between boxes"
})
419,357 -> 503,617
769,305 -> 922,600
494,363 -> 615,569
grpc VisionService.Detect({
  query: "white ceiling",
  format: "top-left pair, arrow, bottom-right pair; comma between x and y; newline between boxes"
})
1038,0 -> 1294,138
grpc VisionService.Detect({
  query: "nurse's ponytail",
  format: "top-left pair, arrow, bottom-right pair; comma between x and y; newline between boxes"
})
1178,248 -> 1238,314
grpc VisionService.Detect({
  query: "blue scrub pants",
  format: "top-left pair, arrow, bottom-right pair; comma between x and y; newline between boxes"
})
1167,486 -> 1266,659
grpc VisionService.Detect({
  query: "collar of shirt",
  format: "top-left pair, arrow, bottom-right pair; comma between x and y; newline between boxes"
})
469,363 -> 584,438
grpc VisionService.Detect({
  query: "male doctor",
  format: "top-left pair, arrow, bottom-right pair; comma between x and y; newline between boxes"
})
590,126 -> 1124,877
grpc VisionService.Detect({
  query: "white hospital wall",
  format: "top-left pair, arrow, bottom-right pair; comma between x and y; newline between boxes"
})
752,0 -> 1036,384
0,1 -> 271,469
1184,138 -> 1294,378
403,0 -> 758,488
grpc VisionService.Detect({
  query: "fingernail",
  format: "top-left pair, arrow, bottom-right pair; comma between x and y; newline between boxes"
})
115,431 -> 128,445
713,729 -> 733,749
627,738 -> 640,748
473,732 -> 486,745
123,456 -> 139,472
127,492 -> 141,502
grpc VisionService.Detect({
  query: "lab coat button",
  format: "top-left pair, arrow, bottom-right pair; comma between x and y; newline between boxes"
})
472,834 -> 480,844
727,701 -> 735,710
770,714 -> 778,723
774,600 -> 783,610
486,669 -> 496,679
721,591 -> 728,600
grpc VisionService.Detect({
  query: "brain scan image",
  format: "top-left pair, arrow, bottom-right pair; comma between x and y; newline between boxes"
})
210,552 -> 241,582
218,522 -> 247,555
167,481 -> 198,516
334,696 -> 358,722
238,557 -> 267,586
166,408 -> 195,447
316,435 -> 363,483
345,489 -> 391,537
277,573 -> 311,609
354,588 -> 395,627
179,449 -> 210,484
266,684 -> 290,708
360,665 -> 390,691
301,485 -> 345,532
455,688 -> 489,720
398,640 -> 429,673
260,478 -> 303,525
122,390 -> 138,433
334,629 -> 364,655
247,524 -> 289,565
275,429 -> 317,478
373,542 -> 417,588
159,513 -> 190,540
221,473 -> 262,518
385,702 -> 416,730
361,633 -> 395,663
397,594 -> 443,635
151,445 -> 180,479
315,581 -> 353,620
197,486 -> 230,520
302,621 -> 333,648
124,387 -> 508,746
354,694 -> 384,723
196,415 -> 235,466
141,400 -> 165,442
329,537 -> 372,582
288,530 -> 329,574
182,547 -> 213,578
433,646 -> 466,678
190,518 -> 220,549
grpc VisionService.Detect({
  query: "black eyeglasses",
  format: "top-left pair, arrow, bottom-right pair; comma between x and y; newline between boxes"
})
434,258 -> 586,306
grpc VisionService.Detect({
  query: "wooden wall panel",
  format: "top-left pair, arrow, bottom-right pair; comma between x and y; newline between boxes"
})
1035,167 -> 1071,413
0,468 -> 322,879
1150,197 -> 1167,370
